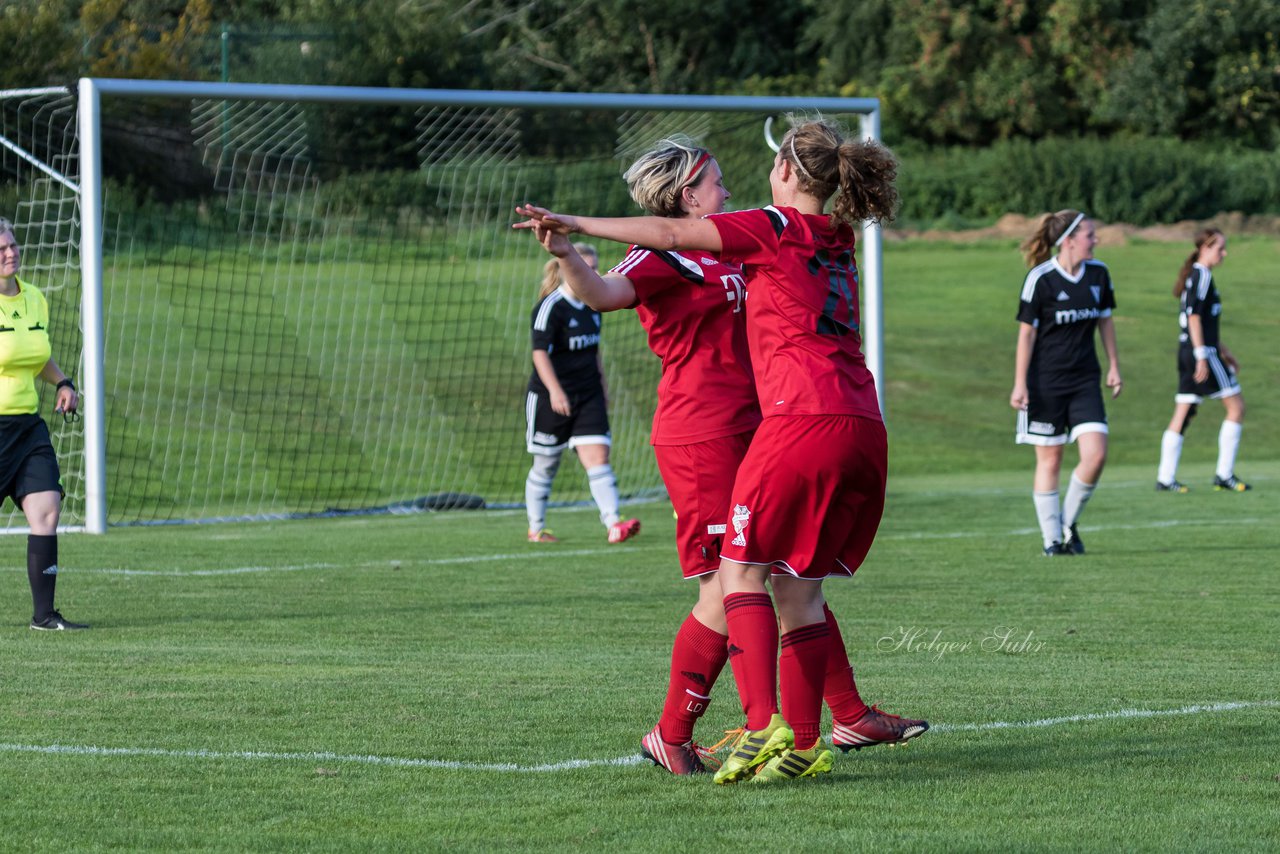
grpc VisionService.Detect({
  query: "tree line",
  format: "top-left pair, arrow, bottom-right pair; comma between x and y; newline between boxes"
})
3,0 -> 1279,150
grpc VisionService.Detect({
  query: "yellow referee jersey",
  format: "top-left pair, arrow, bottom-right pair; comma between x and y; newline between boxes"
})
0,278 -> 53,415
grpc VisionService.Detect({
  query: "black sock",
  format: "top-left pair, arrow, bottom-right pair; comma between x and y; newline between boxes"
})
27,534 -> 58,621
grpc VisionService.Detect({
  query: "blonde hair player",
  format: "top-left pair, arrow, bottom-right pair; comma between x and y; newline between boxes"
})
522,135 -> 926,775
524,242 -> 640,544
1011,210 -> 1122,557
517,116 -> 926,784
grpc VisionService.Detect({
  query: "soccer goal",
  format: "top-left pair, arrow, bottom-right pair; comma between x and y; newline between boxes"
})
6,80 -> 883,533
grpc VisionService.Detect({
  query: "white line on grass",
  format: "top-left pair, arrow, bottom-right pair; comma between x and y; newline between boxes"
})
75,515 -> 1266,577
2,701 -> 1274,773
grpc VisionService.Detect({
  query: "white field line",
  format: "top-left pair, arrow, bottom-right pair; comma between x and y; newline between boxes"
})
1,701 -> 1274,773
77,515 -> 1267,576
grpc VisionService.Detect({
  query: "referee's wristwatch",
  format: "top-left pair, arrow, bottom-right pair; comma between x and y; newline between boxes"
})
56,378 -> 76,392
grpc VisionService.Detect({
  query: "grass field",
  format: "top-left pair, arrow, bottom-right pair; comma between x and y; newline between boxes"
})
2,458 -> 1277,850
2,235 -> 1277,850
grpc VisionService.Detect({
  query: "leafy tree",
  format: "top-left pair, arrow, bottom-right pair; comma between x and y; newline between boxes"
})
1101,0 -> 1280,147
0,0 -> 81,88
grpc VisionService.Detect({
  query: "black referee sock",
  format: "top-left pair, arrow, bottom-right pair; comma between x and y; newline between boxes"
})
27,534 -> 58,621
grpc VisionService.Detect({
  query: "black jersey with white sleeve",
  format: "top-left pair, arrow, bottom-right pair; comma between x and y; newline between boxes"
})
1178,263 -> 1220,348
1017,258 -> 1116,393
528,285 -> 604,396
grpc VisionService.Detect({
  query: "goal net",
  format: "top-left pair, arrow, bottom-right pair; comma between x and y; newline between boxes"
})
11,82 -> 880,530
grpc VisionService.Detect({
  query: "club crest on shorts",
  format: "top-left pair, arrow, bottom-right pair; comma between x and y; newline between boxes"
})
730,504 -> 751,547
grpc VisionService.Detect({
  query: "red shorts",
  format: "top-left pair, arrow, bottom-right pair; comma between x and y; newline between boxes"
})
655,430 -> 754,578
719,414 -> 887,580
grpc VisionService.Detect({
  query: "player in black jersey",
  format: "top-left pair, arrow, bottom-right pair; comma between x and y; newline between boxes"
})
524,243 -> 640,544
1155,228 -> 1250,493
1010,210 -> 1123,556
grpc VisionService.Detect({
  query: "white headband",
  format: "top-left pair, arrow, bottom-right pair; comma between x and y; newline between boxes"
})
1054,213 -> 1086,247
789,137 -> 814,182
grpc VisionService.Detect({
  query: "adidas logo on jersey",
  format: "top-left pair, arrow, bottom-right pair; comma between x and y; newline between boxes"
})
1056,290 -> 1070,301
568,318 -> 579,327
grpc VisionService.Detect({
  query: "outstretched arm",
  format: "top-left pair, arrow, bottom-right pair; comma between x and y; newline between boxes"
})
529,223 -> 636,312
515,204 -> 723,254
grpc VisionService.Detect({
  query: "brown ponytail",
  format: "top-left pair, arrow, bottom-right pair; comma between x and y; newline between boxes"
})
781,118 -> 898,227
1174,228 -> 1223,298
1020,209 -> 1084,268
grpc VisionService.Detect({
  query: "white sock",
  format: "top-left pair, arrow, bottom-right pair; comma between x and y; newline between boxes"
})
525,454 -> 561,530
1033,490 -> 1063,548
587,463 -> 621,527
1216,420 -> 1243,481
1062,474 -> 1096,529
1157,430 -> 1183,486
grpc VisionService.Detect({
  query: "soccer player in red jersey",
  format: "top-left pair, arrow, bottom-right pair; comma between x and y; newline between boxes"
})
517,117 -> 926,782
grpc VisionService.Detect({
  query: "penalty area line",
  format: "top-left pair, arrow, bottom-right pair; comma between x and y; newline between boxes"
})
2,701 -> 1274,774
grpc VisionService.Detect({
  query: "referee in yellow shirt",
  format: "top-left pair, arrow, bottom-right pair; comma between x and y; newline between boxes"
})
0,217 -> 86,630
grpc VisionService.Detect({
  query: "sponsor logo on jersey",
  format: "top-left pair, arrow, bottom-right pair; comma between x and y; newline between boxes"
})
721,273 -> 746,313
1055,307 -> 1102,325
568,333 -> 600,350
707,524 -> 727,535
730,503 -> 751,547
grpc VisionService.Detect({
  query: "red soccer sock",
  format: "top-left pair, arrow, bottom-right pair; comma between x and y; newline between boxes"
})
657,614 -> 729,744
723,591 -> 779,730
822,603 -> 869,723
780,620 -> 831,750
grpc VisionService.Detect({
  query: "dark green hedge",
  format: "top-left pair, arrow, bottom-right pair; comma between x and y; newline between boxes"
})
897,137 -> 1280,226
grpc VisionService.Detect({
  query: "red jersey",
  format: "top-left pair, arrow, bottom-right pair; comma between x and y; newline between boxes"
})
611,246 -> 761,445
709,205 -> 881,421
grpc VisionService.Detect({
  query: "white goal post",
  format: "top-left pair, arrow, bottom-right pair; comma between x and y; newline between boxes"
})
68,79 -> 884,533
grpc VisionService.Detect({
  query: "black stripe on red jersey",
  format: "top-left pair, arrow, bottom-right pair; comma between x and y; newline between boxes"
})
649,249 -> 707,285
763,205 -> 788,237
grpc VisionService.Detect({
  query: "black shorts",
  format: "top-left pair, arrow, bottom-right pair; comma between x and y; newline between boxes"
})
1176,345 -> 1240,403
525,387 -> 611,455
1016,384 -> 1108,446
0,415 -> 63,507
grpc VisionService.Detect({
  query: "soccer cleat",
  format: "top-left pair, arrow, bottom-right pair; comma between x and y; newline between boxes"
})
1042,542 -> 1071,557
1155,480 -> 1190,493
711,714 -> 794,785
30,610 -> 89,631
607,518 -> 641,544
1063,523 -> 1085,555
752,743 -> 835,783
831,706 -> 929,752
1213,475 -> 1251,492
527,528 -> 559,543
640,725 -> 714,775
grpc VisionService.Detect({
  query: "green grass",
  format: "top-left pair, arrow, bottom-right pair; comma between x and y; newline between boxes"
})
2,459 -> 1278,851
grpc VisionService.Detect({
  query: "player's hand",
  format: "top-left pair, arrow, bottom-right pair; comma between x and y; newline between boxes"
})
1106,368 -> 1123,399
1193,360 -> 1210,384
1009,386 -> 1028,411
536,224 -> 574,258
550,390 -> 572,416
514,204 -> 578,235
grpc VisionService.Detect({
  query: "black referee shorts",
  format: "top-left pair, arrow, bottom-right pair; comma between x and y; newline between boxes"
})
525,387 -> 611,455
0,414 -> 63,508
